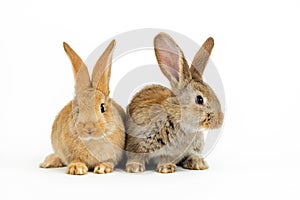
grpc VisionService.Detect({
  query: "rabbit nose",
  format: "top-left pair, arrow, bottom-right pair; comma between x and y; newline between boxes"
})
207,113 -> 212,120
84,122 -> 96,130
85,126 -> 96,135
77,122 -> 97,135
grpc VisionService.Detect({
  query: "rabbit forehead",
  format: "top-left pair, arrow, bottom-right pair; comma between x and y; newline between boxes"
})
75,88 -> 106,106
191,80 -> 212,97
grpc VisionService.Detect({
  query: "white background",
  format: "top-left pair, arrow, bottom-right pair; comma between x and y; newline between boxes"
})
1,0 -> 300,199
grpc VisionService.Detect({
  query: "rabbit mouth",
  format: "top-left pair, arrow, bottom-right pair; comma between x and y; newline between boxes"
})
79,133 -> 109,141
77,129 -> 109,141
201,112 -> 223,129
201,121 -> 221,129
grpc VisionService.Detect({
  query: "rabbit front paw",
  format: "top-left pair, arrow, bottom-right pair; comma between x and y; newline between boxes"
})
67,162 -> 88,175
181,156 -> 208,170
94,162 -> 114,174
126,162 -> 145,173
157,163 -> 176,173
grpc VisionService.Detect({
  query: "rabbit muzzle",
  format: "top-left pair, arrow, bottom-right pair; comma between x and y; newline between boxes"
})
76,121 -> 105,139
201,111 -> 223,129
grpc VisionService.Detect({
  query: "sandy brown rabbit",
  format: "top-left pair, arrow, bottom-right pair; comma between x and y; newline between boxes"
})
125,33 -> 224,173
40,40 -> 126,175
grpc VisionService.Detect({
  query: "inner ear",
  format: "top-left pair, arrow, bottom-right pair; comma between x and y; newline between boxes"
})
154,32 -> 191,84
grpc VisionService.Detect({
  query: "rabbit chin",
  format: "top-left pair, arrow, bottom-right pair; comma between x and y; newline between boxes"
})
78,134 -> 108,141
77,131 -> 109,141
201,121 -> 223,130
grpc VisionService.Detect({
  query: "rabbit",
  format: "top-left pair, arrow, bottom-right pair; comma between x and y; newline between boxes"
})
125,32 -> 224,173
40,40 -> 126,175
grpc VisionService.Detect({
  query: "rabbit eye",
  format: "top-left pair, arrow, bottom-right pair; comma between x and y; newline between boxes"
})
195,95 -> 204,105
100,103 -> 105,113
76,108 -> 80,114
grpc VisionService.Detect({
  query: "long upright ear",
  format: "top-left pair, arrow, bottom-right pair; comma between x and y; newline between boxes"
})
91,40 -> 115,96
154,32 -> 191,88
63,42 -> 90,93
190,37 -> 214,80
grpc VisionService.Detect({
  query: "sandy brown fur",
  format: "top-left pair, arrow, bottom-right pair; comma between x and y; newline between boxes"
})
49,100 -> 125,170
40,40 -> 125,175
126,85 -> 179,153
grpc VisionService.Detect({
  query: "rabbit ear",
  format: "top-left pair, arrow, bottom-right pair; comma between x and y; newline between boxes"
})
75,65 -> 91,93
63,42 -> 90,93
190,37 -> 214,80
154,33 -> 191,88
91,40 -> 116,96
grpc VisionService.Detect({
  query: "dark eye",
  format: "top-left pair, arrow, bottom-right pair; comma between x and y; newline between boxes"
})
76,108 -> 80,114
100,103 -> 105,113
195,95 -> 204,105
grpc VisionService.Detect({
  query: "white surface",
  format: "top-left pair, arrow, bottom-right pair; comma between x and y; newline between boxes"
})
1,0 -> 300,199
